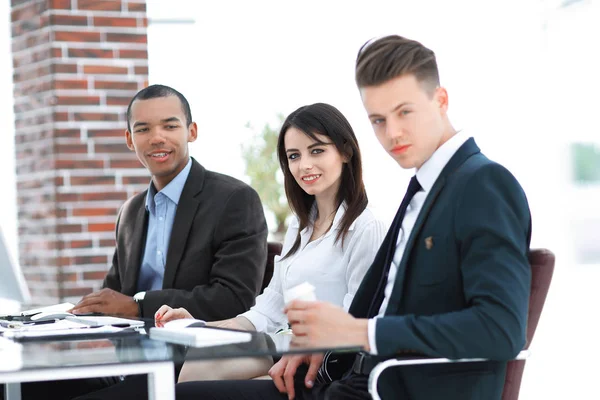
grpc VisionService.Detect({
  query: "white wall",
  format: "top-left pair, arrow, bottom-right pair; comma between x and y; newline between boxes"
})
144,1 -> 598,398
145,0 -> 557,236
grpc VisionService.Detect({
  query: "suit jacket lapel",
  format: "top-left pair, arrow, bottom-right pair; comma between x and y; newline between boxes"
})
384,138 -> 481,315
122,197 -> 149,295
162,159 -> 205,289
383,178 -> 446,314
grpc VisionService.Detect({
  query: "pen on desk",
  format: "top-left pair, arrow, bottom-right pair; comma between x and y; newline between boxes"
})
0,320 -> 23,329
79,324 -> 132,329
24,319 -> 58,326
71,312 -> 104,317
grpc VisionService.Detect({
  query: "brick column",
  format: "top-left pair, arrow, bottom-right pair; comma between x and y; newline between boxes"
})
11,0 -> 149,305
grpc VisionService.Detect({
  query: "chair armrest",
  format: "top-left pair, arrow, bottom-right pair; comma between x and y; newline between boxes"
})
368,349 -> 530,400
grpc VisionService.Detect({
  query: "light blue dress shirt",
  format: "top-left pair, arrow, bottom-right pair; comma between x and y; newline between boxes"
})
136,158 -> 192,292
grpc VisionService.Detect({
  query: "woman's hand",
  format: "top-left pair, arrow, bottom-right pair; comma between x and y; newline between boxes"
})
154,305 -> 193,327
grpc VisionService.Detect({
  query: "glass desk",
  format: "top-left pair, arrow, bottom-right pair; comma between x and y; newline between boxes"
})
1,322 -> 362,400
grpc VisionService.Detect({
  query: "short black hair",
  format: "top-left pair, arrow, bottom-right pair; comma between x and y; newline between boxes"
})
126,84 -> 193,132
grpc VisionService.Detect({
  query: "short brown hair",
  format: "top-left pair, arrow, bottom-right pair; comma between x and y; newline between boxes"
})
355,35 -> 439,93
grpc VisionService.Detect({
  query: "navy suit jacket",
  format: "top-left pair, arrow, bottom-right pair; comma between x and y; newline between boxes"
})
349,138 -> 532,399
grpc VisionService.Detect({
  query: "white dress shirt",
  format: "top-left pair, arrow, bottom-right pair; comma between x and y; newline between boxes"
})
368,131 -> 470,354
241,204 -> 387,334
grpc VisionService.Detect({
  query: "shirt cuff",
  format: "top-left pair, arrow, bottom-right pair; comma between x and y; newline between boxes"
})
367,317 -> 379,355
238,309 -> 267,333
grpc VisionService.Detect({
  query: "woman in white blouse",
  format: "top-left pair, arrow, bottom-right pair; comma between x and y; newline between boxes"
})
156,103 -> 386,381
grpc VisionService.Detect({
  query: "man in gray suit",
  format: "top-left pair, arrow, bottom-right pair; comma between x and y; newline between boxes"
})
8,84 -> 268,400
71,84 -> 268,320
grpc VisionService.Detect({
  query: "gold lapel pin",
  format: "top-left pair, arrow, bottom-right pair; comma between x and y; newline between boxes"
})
424,236 -> 433,250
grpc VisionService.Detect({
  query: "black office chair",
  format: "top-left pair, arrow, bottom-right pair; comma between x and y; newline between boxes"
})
260,242 -> 283,293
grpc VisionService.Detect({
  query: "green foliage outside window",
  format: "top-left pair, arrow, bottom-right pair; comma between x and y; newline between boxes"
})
242,116 -> 290,236
572,143 -> 600,183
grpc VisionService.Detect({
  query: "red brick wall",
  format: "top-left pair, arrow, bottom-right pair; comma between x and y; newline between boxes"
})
11,0 -> 149,305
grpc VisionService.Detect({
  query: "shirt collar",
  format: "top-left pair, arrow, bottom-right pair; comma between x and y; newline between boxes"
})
331,202 -> 356,231
416,130 -> 470,192
145,158 -> 192,212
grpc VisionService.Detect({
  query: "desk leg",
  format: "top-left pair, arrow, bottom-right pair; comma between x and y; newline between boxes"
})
147,362 -> 175,400
5,382 -> 21,400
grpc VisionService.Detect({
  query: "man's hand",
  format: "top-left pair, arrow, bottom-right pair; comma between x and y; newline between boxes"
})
269,353 -> 324,400
285,300 -> 370,351
154,305 -> 193,327
70,288 -> 138,317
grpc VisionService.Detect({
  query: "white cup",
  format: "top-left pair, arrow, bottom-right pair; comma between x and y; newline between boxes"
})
283,282 -> 317,305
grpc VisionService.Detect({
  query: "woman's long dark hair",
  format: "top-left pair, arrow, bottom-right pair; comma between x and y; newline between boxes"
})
278,103 -> 368,258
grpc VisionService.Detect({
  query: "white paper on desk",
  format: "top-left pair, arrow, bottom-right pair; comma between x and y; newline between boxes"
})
3,325 -> 125,340
21,319 -> 88,331
0,320 -> 89,336
66,316 -> 145,327
30,311 -> 74,321
149,325 -> 251,348
161,318 -> 206,329
0,319 -> 86,333
21,302 -> 75,316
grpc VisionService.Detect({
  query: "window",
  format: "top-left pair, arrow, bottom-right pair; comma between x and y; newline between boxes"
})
572,142 -> 600,183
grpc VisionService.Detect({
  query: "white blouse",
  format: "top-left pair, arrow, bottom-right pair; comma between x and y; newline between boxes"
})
240,204 -> 387,334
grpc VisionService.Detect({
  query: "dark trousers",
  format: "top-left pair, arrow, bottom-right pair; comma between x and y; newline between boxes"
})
1,377 -> 118,400
73,375 -> 147,400
176,370 -> 372,400
70,368 -> 372,400
73,375 -> 284,400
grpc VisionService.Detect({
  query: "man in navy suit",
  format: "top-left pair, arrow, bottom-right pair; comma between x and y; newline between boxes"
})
176,35 -> 532,400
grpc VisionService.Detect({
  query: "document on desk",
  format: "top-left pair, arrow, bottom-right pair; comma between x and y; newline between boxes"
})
5,302 -> 146,327
149,321 -> 252,348
66,315 -> 145,327
1,318 -> 86,332
0,302 -> 76,322
3,320 -> 141,342
21,302 -> 75,316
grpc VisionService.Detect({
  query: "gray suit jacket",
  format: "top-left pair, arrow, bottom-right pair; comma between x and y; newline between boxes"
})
103,158 -> 268,320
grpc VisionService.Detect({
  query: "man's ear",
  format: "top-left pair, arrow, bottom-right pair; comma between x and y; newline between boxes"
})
435,86 -> 449,114
188,122 -> 198,143
125,130 -> 135,151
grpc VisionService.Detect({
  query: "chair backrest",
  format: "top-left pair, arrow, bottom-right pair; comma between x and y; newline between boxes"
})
261,241 -> 283,293
502,248 -> 555,400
